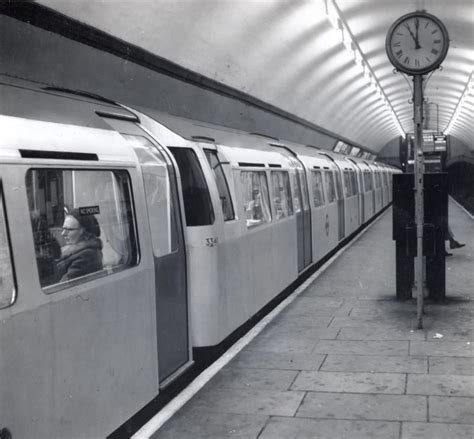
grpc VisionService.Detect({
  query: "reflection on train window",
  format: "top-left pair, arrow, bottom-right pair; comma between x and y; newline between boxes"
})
241,171 -> 272,228
311,170 -> 325,207
204,149 -> 235,221
323,171 -> 336,203
0,187 -> 15,308
363,171 -> 373,191
271,171 -> 294,220
124,134 -> 178,257
26,169 -> 138,289
169,148 -> 215,227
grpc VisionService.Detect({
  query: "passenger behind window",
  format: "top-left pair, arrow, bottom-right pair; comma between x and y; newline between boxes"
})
57,208 -> 103,282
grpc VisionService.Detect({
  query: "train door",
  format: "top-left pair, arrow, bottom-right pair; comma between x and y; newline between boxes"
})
334,165 -> 345,241
98,115 -> 191,385
291,162 -> 312,271
355,164 -> 365,224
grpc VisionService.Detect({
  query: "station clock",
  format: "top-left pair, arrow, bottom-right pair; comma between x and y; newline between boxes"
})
386,11 -> 449,75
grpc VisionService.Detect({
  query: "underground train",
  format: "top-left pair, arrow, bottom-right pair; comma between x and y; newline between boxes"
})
0,77 -> 398,438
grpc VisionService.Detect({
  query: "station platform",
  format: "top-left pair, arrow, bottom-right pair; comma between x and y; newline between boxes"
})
140,199 -> 473,439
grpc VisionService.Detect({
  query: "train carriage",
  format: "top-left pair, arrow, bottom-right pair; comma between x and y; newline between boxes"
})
0,77 -> 398,438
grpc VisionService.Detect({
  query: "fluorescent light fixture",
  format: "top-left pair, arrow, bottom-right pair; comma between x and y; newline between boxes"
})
324,0 -> 405,138
445,70 -> 474,135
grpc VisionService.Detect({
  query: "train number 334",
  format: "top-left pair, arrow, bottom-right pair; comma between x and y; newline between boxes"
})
205,237 -> 218,247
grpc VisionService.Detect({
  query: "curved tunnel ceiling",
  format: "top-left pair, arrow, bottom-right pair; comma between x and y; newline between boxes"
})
33,1 -> 474,153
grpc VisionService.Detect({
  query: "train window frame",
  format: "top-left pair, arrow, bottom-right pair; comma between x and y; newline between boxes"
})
204,149 -> 235,222
124,134 -> 180,258
0,183 -> 16,309
169,147 -> 215,227
26,168 -> 140,293
311,170 -> 325,208
241,170 -> 272,228
270,170 -> 294,220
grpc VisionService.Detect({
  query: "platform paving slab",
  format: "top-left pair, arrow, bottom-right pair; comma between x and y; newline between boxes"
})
291,371 -> 406,394
401,421 -> 474,439
209,367 -> 298,391
153,408 -> 268,438
407,373 -> 474,397
230,351 -> 326,371
321,354 -> 427,374
337,326 -> 426,341
429,395 -> 474,424
410,340 -> 474,357
259,417 -> 400,439
312,339 -> 409,356
295,392 -> 427,422
428,356 -> 474,375
188,386 -> 305,417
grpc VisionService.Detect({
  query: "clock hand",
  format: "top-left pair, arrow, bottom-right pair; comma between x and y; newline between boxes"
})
414,18 -> 421,49
404,23 -> 421,49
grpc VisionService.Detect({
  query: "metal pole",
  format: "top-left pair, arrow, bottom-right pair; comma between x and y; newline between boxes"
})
413,75 -> 424,329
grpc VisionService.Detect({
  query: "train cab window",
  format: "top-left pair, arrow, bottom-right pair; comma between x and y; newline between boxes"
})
271,171 -> 293,220
292,174 -> 301,213
204,149 -> 235,221
298,172 -> 310,211
169,148 -> 215,227
26,169 -> 139,290
124,134 -> 179,257
0,187 -> 15,308
375,172 -> 382,188
323,171 -> 336,203
241,171 -> 272,228
311,170 -> 325,207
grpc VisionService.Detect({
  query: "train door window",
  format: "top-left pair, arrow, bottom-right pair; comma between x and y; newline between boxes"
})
363,171 -> 373,191
204,149 -> 235,221
0,186 -> 15,308
169,147 -> 215,227
271,171 -> 294,220
26,169 -> 139,290
350,171 -> 358,195
334,171 -> 343,200
241,171 -> 272,227
343,171 -> 352,197
292,173 -> 301,213
375,171 -> 382,188
124,135 -> 179,257
298,172 -> 310,210
311,170 -> 325,207
323,171 -> 336,203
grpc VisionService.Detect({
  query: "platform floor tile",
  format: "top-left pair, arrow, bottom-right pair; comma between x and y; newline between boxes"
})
259,417 -> 400,439
401,421 -> 474,438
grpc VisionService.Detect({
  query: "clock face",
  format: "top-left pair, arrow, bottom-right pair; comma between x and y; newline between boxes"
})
386,12 -> 449,75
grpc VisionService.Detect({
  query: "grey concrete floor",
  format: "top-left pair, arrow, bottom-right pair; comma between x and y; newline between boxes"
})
154,200 -> 473,439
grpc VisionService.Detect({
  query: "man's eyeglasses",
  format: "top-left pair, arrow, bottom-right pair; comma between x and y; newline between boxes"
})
62,227 -> 80,233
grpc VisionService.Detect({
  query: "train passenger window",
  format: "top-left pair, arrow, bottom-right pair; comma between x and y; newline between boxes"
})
204,149 -> 235,221
311,171 -> 325,207
169,148 -> 215,227
124,135 -> 179,257
26,169 -> 139,290
0,187 -> 15,308
323,171 -> 336,203
334,172 -> 343,200
271,171 -> 293,220
241,171 -> 272,227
